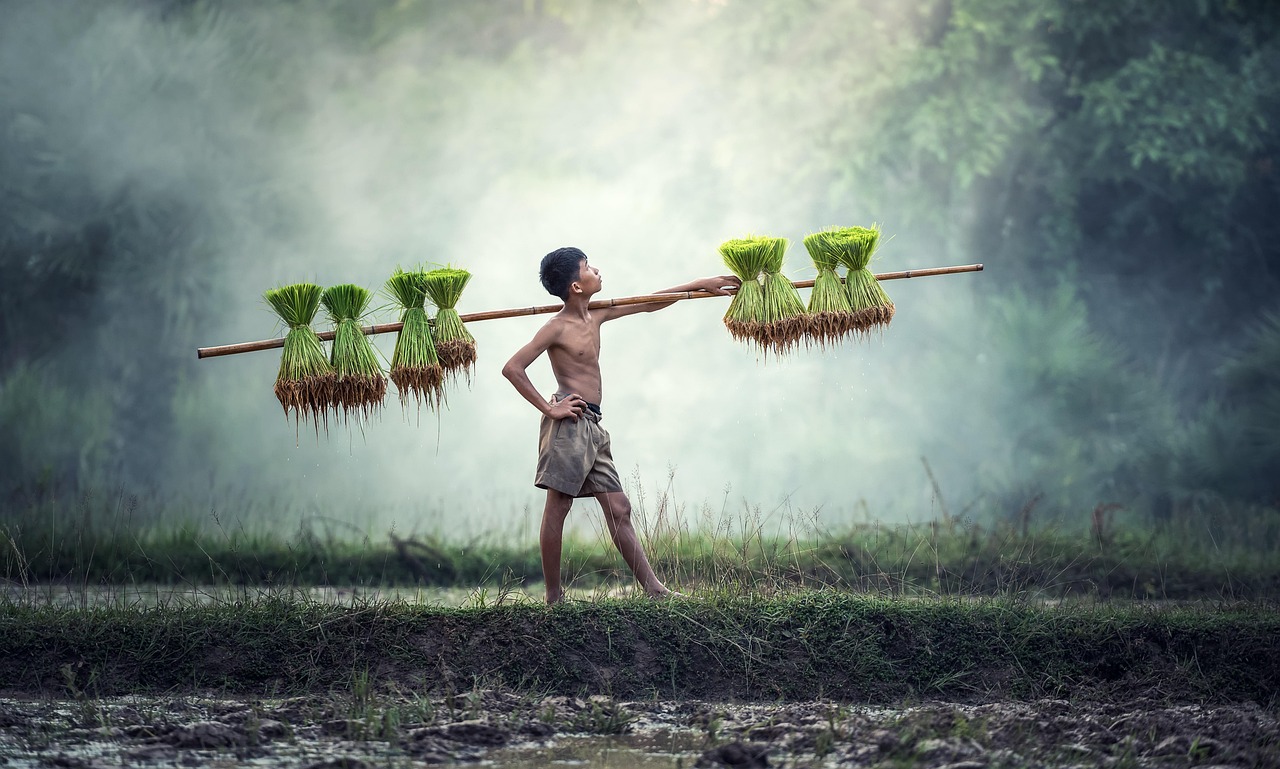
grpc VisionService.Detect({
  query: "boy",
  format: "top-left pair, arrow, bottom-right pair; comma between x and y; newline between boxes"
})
502,246 -> 740,604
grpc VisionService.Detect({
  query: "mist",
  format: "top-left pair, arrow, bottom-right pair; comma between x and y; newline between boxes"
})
4,1 -> 1276,539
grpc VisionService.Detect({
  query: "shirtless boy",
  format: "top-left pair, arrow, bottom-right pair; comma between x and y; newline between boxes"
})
502,246 -> 740,604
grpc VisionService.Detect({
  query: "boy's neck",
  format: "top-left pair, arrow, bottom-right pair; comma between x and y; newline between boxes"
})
562,292 -> 593,319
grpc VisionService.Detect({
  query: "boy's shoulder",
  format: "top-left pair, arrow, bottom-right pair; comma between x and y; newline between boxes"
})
532,312 -> 571,340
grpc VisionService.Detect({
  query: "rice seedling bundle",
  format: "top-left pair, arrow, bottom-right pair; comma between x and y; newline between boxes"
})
385,268 -> 444,409
802,229 -> 856,346
833,224 -> 894,335
757,237 -> 808,355
264,283 -> 335,428
321,283 -> 387,421
421,267 -> 477,384
718,236 -> 777,348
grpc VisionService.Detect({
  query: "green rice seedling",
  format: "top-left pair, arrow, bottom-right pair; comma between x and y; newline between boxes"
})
757,237 -> 808,355
321,283 -> 387,422
422,268 -> 477,385
385,268 -> 444,410
718,236 -> 778,349
802,230 -> 856,346
264,283 -> 335,430
832,224 -> 894,336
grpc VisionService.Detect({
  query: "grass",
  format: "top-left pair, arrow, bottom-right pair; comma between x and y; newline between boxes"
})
3,484 -> 1279,600
263,283 -> 334,431
826,224 -> 895,334
3,488 -> 1278,720
321,283 -> 388,422
1,591 -> 1277,701
421,268 -> 476,386
385,268 -> 444,411
757,237 -> 808,356
718,236 -> 777,348
802,230 -> 854,346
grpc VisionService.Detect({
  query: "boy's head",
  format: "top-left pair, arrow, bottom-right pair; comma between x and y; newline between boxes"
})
540,246 -> 595,300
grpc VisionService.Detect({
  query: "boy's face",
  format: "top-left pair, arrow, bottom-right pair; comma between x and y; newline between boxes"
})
572,258 -> 602,297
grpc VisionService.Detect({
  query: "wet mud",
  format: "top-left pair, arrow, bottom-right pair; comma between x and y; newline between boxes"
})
1,689 -> 1275,768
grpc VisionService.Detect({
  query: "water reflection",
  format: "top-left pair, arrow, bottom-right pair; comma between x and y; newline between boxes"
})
487,731 -> 706,769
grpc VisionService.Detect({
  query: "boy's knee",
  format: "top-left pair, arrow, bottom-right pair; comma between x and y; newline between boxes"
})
602,495 -> 632,524
544,491 -> 573,517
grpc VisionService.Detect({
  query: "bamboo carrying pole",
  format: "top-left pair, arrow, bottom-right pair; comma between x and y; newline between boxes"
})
197,263 -> 983,359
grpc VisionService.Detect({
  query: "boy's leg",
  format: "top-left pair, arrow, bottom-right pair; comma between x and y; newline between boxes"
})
593,491 -> 669,597
541,489 -> 574,604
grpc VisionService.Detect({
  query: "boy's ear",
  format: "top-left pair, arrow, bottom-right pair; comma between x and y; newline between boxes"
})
570,281 -> 581,294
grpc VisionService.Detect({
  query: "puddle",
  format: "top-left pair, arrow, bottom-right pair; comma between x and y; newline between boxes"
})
485,731 -> 706,769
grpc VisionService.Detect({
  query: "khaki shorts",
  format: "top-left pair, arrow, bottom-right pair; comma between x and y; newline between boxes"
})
534,394 -> 624,498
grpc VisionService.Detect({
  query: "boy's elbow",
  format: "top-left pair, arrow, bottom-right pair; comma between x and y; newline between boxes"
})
500,360 -> 521,381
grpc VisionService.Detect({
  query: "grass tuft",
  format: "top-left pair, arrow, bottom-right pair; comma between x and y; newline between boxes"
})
321,284 -> 388,422
719,236 -> 781,352
385,269 -> 445,412
263,283 -> 335,433
421,268 -> 476,387
830,224 -> 894,335
802,230 -> 856,346
758,238 -> 809,357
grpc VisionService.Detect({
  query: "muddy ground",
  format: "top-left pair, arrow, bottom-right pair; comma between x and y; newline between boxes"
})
1,688 -> 1275,768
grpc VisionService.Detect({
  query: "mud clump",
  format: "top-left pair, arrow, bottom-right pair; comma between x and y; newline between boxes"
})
1,690 -> 1276,768
167,720 -> 246,749
421,719 -> 509,746
696,740 -> 771,767
301,759 -> 372,769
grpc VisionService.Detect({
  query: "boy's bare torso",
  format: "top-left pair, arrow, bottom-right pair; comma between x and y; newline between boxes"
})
544,311 -> 604,405
501,261 -> 737,423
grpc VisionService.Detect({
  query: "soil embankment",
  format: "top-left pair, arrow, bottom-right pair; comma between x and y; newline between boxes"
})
3,594 -> 1276,704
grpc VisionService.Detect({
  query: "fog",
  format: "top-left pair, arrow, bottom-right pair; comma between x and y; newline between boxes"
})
5,1 -> 1258,539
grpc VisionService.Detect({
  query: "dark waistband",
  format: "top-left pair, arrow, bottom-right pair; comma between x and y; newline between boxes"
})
554,393 -> 602,416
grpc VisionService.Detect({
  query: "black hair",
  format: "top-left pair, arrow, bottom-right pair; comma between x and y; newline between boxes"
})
540,246 -> 587,300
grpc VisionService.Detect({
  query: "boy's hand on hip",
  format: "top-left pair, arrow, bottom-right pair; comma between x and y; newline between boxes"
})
549,394 -> 586,422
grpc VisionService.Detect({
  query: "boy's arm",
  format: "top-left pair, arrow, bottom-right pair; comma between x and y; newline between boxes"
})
501,322 -> 587,422
596,274 -> 741,322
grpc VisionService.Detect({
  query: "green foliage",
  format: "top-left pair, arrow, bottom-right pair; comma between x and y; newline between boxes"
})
2,0 -> 1278,514
0,362 -> 114,489
807,225 -> 893,335
385,269 -> 443,409
421,268 -> 476,382
1185,310 -> 1280,500
3,592 -> 1278,703
265,283 -> 323,328
321,284 -> 387,420
384,268 -> 428,311
264,284 -> 334,427
757,238 -> 807,356
802,230 -> 854,345
4,486 -> 1277,598
719,236 -> 786,350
